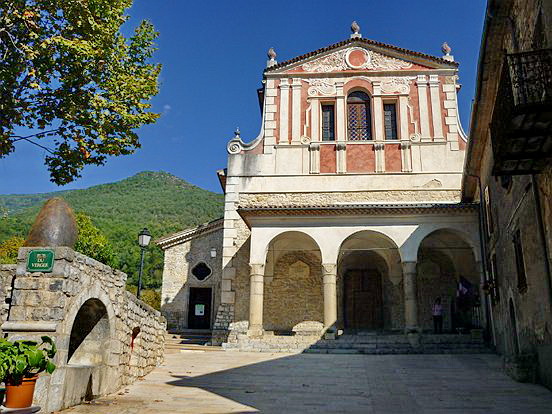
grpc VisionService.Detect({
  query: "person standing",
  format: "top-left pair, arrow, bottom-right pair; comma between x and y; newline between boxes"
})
432,297 -> 443,334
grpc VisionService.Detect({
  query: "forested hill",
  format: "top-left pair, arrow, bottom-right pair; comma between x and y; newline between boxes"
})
0,171 -> 224,288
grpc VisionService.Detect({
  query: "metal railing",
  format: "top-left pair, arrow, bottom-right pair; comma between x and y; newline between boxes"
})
507,48 -> 552,107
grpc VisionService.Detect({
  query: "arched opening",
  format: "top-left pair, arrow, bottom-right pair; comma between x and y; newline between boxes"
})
347,90 -> 372,140
68,298 -> 110,365
263,231 -> 323,333
338,231 -> 402,331
417,229 -> 480,333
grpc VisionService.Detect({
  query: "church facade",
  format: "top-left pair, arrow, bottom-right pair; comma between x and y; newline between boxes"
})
158,24 -> 485,349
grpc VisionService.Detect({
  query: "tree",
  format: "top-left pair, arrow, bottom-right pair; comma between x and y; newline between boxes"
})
0,236 -> 24,264
74,212 -> 116,267
0,0 -> 161,184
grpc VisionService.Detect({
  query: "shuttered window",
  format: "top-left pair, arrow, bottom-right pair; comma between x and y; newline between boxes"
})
383,103 -> 398,140
321,105 -> 335,141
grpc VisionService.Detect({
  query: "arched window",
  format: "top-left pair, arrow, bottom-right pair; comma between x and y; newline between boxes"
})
347,91 -> 372,140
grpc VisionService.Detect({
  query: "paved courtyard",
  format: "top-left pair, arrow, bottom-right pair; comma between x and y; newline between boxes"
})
61,350 -> 552,413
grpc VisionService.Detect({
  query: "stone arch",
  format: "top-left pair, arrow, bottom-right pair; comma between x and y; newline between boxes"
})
401,223 -> 481,263
263,231 -> 323,333
337,230 -> 403,330
416,228 -> 480,332
252,229 -> 322,266
67,298 -> 110,365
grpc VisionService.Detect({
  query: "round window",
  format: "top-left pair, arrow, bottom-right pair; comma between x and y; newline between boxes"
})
191,262 -> 211,280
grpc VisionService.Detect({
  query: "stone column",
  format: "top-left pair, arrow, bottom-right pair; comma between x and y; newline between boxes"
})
322,264 -> 338,333
402,261 -> 419,332
248,263 -> 265,337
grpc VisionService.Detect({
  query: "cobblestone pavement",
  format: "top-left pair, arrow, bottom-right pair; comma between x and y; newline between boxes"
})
61,350 -> 552,413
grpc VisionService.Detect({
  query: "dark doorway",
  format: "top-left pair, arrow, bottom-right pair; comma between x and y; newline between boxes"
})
344,270 -> 383,330
188,288 -> 212,329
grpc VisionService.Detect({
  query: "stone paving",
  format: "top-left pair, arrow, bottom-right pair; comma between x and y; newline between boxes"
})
61,350 -> 552,413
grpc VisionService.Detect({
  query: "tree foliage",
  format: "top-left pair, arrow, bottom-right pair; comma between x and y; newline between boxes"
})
0,0 -> 161,184
0,236 -> 24,264
74,211 -> 116,267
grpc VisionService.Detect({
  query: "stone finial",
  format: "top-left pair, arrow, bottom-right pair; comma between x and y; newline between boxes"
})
24,197 -> 78,248
441,42 -> 454,61
234,127 -> 241,139
266,47 -> 277,68
350,21 -> 361,39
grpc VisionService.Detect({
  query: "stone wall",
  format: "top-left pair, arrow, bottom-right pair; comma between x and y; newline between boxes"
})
476,0 -> 552,390
2,247 -> 166,413
0,264 -> 15,327
160,227 -> 223,331
264,252 -> 323,332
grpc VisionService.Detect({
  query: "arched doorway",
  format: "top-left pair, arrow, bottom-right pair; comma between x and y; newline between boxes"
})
338,231 -> 402,332
417,229 -> 479,333
263,231 -> 323,333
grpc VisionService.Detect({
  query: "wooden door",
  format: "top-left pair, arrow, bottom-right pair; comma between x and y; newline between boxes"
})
188,288 -> 212,329
344,270 -> 383,330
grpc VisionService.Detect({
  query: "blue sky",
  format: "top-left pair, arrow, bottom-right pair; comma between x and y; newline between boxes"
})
0,0 -> 487,195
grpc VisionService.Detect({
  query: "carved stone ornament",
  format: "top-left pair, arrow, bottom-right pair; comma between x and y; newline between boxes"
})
302,47 -> 413,73
227,141 -> 242,154
306,78 -> 337,96
322,263 -> 337,275
300,135 -> 311,144
379,77 -> 414,94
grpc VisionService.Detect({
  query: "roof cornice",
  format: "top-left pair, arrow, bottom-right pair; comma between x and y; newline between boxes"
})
264,37 -> 458,74
155,218 -> 223,250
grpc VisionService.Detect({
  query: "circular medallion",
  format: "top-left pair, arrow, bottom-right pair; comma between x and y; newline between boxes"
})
346,48 -> 370,69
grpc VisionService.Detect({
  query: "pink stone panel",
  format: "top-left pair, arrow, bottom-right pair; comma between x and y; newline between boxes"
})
320,144 -> 337,173
385,144 -> 402,172
347,144 -> 375,173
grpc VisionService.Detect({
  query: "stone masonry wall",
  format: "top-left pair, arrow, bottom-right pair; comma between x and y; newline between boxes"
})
264,251 -> 323,332
0,264 -> 15,328
479,0 -> 552,390
3,247 -> 166,412
161,227 -> 223,331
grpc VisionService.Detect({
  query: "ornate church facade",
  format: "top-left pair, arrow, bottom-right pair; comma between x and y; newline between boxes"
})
157,24 -> 485,349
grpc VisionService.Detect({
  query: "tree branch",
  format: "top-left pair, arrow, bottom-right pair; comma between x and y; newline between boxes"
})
10,129 -> 60,142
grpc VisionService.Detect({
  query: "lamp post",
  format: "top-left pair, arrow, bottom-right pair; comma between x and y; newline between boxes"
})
137,227 -> 151,299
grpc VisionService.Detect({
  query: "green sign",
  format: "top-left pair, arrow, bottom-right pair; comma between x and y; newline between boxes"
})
26,250 -> 55,272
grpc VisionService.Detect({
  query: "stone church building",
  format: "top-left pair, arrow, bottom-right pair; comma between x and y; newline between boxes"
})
157,24 -> 485,349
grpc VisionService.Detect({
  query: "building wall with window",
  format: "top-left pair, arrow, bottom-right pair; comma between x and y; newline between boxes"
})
157,220 -> 223,331
462,0 -> 552,389
210,26 -> 481,348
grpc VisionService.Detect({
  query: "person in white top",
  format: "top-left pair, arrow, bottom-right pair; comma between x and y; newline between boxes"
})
432,297 -> 443,334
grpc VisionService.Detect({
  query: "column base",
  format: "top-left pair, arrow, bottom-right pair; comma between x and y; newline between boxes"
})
247,328 -> 264,338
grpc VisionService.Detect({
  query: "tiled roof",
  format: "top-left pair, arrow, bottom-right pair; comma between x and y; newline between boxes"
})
155,218 -> 224,249
264,37 -> 458,73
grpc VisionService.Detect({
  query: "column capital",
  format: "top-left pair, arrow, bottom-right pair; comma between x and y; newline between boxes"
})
249,263 -> 265,276
322,263 -> 337,275
402,261 -> 417,275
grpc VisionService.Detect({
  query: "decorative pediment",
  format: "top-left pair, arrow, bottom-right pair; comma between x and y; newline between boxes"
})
300,47 -> 414,73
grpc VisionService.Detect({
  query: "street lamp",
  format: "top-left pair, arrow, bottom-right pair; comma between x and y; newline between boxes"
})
137,227 -> 151,299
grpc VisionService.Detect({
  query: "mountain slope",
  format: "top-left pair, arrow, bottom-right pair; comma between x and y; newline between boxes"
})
0,171 -> 224,288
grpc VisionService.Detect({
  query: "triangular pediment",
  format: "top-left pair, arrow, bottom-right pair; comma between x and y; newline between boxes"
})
266,38 -> 456,74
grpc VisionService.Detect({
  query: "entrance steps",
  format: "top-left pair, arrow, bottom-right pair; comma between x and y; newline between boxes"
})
223,332 -> 492,354
305,333 -> 491,354
165,330 -> 222,353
